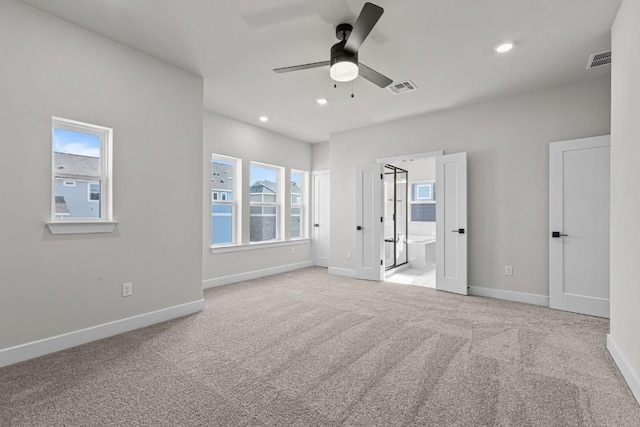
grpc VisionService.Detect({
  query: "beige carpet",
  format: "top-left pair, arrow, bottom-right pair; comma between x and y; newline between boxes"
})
1,267 -> 639,426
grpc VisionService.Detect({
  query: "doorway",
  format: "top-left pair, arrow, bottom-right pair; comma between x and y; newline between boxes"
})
312,170 -> 330,267
355,151 -> 467,295
384,158 -> 437,287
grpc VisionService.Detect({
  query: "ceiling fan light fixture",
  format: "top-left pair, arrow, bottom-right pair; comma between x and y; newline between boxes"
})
330,59 -> 359,82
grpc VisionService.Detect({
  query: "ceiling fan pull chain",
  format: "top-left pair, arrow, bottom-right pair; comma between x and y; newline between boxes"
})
351,80 -> 355,98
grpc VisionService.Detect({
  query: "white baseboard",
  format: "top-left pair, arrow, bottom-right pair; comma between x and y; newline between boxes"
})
203,260 -> 313,289
0,299 -> 205,369
328,267 -> 356,278
607,334 -> 640,406
468,286 -> 549,307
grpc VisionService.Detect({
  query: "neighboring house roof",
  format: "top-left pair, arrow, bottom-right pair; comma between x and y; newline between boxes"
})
55,196 -> 70,214
250,180 -> 301,194
211,162 -> 233,191
54,152 -> 99,176
250,180 -> 276,194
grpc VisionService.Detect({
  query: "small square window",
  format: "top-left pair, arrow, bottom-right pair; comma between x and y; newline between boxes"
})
89,182 -> 100,201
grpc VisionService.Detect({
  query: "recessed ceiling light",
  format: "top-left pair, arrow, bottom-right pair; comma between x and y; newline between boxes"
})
495,43 -> 514,53
259,116 -> 269,122
316,98 -> 328,105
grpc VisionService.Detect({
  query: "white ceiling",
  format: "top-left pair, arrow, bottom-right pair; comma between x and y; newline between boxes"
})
19,0 -> 620,143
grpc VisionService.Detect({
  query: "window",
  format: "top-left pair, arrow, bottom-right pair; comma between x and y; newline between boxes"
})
211,155 -> 239,245
290,170 -> 307,239
52,117 -> 112,221
250,162 -> 282,242
410,181 -> 436,222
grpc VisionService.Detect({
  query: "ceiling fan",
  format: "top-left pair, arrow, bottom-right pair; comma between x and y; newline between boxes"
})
273,2 -> 393,88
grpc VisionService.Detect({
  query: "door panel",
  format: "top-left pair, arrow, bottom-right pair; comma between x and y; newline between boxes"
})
436,152 -> 468,295
549,136 -> 610,317
356,164 -> 384,281
313,171 -> 330,267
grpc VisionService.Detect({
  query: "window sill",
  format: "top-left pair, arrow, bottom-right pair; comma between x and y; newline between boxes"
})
210,239 -> 310,254
46,221 -> 118,235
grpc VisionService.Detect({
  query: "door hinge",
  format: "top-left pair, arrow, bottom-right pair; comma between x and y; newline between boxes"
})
380,260 -> 383,266
381,217 -> 383,222
381,173 -> 383,180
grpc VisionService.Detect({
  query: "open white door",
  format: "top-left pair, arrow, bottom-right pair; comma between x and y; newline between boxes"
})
436,152 -> 468,295
312,170 -> 330,267
549,136 -> 610,318
355,163 -> 384,281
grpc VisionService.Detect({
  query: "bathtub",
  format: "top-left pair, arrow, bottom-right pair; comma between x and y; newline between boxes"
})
407,235 -> 436,269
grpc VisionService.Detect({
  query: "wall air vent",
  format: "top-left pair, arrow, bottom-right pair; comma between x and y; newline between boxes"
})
387,80 -> 418,95
586,50 -> 611,69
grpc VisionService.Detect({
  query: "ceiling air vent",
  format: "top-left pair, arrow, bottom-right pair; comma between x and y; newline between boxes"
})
586,50 -> 611,69
387,80 -> 418,95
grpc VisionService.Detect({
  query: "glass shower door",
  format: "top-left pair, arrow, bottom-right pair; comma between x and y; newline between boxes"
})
384,165 -> 408,270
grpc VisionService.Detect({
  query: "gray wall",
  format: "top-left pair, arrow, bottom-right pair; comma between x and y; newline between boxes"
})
329,77 -> 611,296
312,141 -> 331,171
610,0 -> 640,401
0,0 -> 204,349
203,111 -> 312,283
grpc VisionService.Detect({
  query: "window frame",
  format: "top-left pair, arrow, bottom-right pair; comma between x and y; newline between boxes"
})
249,161 -> 283,243
50,117 -> 113,223
211,154 -> 240,246
290,169 -> 307,240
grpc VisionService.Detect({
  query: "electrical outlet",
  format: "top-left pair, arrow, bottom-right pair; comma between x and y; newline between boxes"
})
291,247 -> 295,255
347,250 -> 352,259
504,266 -> 513,276
122,282 -> 133,297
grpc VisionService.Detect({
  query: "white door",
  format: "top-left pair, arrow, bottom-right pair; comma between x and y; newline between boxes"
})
312,170 -> 330,267
355,164 -> 384,281
549,135 -> 610,318
436,152 -> 468,295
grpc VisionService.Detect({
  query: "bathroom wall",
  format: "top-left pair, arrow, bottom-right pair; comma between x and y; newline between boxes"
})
391,158 -> 436,237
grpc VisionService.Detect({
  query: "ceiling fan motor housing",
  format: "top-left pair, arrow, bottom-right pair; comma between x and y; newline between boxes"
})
330,41 -> 359,82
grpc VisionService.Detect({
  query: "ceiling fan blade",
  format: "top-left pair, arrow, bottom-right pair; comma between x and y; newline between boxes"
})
344,2 -> 384,53
273,61 -> 330,73
359,63 -> 392,88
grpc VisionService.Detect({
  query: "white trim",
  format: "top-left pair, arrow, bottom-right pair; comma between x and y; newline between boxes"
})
607,334 -> 640,405
0,299 -> 204,368
210,238 -> 310,254
468,286 -> 549,307
328,267 -> 356,278
376,150 -> 444,164
47,221 -> 118,235
203,260 -> 313,289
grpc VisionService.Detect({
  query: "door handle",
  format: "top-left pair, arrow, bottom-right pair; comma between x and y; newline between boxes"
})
451,228 -> 465,234
551,231 -> 568,238
314,224 -> 320,227
356,226 -> 363,231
